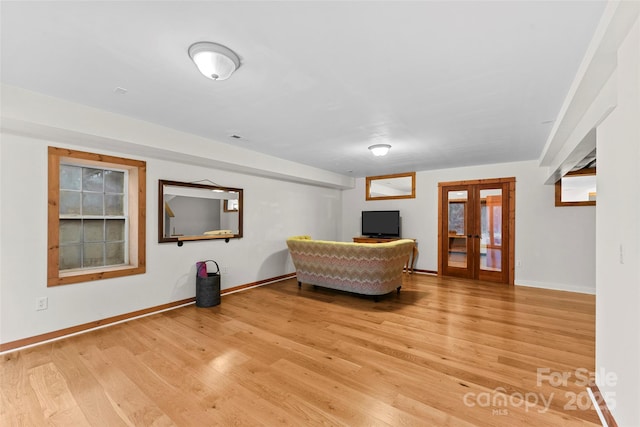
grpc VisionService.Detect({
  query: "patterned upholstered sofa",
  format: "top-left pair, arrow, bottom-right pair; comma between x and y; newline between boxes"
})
286,235 -> 415,298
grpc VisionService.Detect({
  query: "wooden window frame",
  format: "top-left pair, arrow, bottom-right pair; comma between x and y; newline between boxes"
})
48,147 -> 146,286
555,168 -> 596,207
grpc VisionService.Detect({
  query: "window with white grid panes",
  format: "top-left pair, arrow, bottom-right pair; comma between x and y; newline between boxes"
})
58,165 -> 128,270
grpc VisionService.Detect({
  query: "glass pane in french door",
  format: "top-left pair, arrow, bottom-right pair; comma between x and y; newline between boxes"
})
480,189 -> 502,272
447,190 -> 468,268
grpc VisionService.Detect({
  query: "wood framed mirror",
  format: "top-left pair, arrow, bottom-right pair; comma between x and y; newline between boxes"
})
366,172 -> 416,201
158,180 -> 243,244
555,168 -> 596,207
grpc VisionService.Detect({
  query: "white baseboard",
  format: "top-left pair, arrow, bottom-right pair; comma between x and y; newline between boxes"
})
515,280 -> 595,295
587,387 -> 609,427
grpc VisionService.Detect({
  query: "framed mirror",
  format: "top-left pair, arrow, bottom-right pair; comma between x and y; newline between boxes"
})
158,180 -> 243,244
366,172 -> 416,201
555,168 -> 596,207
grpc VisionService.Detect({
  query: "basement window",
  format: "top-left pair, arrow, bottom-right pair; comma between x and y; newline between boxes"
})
555,168 -> 596,207
48,147 -> 146,286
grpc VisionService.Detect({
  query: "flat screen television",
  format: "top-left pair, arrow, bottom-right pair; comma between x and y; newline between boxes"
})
361,210 -> 401,238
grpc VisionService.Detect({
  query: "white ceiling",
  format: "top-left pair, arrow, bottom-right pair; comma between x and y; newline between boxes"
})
0,1 -> 606,178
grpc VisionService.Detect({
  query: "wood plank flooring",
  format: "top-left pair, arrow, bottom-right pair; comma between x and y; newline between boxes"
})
1,274 -> 599,426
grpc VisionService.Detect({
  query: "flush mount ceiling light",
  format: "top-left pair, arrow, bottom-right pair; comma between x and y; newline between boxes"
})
368,144 -> 391,156
188,41 -> 240,81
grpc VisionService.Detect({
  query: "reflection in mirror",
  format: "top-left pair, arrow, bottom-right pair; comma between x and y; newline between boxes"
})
224,199 -> 238,212
158,180 -> 243,243
366,172 -> 416,201
555,168 -> 596,206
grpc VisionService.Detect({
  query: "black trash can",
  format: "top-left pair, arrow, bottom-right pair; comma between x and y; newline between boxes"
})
195,260 -> 221,307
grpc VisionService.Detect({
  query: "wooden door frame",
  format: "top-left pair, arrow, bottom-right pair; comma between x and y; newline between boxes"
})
438,177 -> 515,285
437,183 -> 475,280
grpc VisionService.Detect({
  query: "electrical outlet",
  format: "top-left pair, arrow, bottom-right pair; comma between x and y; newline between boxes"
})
516,260 -> 522,267
36,297 -> 48,311
222,267 -> 229,275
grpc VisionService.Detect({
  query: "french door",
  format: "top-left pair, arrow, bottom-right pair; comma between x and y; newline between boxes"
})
438,178 -> 515,284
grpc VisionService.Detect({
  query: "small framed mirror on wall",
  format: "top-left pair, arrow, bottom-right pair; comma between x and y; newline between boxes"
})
366,172 -> 416,201
158,180 -> 243,244
555,168 -> 596,207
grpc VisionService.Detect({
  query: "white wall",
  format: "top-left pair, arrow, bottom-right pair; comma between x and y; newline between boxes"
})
342,160 -> 596,293
1,85 -> 355,191
595,16 -> 640,426
536,2 -> 639,422
0,133 -> 341,345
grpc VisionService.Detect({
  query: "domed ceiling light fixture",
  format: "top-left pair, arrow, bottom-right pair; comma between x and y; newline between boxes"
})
368,144 -> 391,156
188,41 -> 240,81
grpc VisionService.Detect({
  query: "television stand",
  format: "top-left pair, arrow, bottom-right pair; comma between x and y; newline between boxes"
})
353,236 -> 418,273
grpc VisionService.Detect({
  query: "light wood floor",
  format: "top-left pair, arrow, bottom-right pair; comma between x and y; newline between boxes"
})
1,274 -> 599,426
